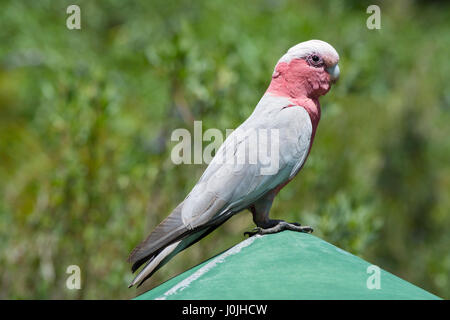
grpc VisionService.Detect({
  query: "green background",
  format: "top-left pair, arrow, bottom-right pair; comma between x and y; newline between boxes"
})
0,0 -> 449,299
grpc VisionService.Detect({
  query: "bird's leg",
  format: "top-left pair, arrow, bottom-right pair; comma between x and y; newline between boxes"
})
244,191 -> 313,237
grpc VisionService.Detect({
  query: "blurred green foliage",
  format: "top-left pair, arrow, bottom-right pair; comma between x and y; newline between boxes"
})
0,0 -> 449,299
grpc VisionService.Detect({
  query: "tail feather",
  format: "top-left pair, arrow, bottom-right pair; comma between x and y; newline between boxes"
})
128,240 -> 181,288
128,201 -> 187,272
131,227 -> 213,288
128,201 -> 233,288
129,215 -> 233,288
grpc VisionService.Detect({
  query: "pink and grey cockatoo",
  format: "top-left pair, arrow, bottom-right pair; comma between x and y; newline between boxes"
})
128,39 -> 340,287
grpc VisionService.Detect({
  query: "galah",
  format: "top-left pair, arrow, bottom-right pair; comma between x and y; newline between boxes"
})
128,39 -> 340,288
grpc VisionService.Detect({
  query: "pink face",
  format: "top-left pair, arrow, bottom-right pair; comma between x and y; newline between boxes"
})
271,52 -> 339,99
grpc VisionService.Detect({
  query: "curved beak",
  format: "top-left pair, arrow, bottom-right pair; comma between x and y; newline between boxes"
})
326,64 -> 340,83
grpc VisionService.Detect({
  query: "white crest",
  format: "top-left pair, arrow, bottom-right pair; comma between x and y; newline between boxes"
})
277,40 -> 339,65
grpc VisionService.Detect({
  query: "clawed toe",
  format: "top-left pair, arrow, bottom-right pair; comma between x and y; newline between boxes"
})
244,221 -> 313,237
244,227 -> 261,237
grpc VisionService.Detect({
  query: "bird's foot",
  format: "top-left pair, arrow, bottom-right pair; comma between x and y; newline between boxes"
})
244,221 -> 313,237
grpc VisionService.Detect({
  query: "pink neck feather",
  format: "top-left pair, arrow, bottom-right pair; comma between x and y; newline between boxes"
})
266,58 -> 331,137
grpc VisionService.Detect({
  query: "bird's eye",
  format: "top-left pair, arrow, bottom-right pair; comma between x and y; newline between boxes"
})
307,54 -> 323,67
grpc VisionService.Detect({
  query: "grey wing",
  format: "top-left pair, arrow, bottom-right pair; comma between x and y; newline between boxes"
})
181,103 -> 313,229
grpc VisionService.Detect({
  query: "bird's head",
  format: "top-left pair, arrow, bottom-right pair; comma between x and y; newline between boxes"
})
270,40 -> 340,99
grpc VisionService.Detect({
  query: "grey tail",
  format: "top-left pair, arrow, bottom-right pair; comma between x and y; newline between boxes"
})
128,201 -> 188,273
129,215 -> 232,288
128,240 -> 181,288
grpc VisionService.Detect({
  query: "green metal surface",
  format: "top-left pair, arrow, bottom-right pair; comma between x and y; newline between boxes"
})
135,231 -> 440,300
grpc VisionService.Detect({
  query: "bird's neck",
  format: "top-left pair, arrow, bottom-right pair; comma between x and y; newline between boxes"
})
266,69 -> 322,134
265,58 -> 332,133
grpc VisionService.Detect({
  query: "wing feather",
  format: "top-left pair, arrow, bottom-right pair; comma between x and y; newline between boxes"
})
181,95 -> 313,228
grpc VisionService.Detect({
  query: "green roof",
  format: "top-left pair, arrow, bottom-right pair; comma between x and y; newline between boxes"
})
135,231 -> 440,300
